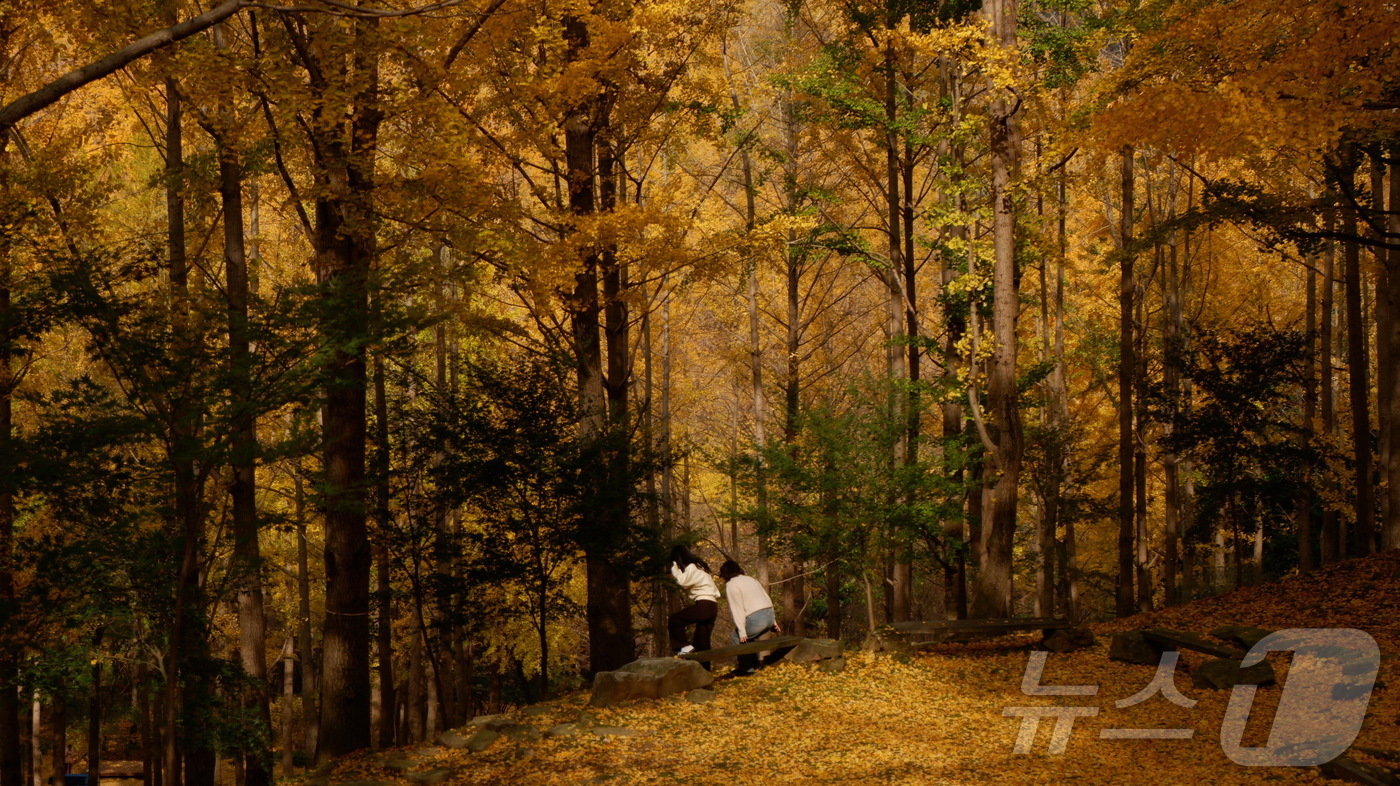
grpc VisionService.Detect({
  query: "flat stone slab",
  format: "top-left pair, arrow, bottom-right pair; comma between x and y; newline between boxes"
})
467,729 -> 500,752
1192,657 -> 1276,690
1143,628 -> 1243,659
1211,625 -> 1274,650
467,713 -> 513,730
437,730 -> 470,749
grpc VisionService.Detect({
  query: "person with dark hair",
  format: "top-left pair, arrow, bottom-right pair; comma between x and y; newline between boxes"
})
668,545 -> 719,664
719,560 -> 778,676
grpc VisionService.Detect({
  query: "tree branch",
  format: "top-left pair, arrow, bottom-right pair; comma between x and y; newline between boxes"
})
0,0 -> 249,133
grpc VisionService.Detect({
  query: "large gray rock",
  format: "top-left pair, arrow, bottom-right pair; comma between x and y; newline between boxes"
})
437,730 -> 470,749
546,723 -> 579,738
788,638 -> 844,664
466,729 -> 500,752
498,723 -> 541,742
1191,658 -> 1276,690
1108,631 -> 1169,665
467,713 -> 512,730
588,657 -> 714,707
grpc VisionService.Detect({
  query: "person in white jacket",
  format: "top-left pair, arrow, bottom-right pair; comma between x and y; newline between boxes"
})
667,545 -> 719,665
719,560 -> 779,676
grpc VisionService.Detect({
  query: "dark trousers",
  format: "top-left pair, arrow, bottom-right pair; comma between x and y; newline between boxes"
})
736,624 -> 776,674
668,599 -> 717,656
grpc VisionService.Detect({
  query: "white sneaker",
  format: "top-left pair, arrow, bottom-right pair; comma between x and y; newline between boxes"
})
677,645 -> 695,655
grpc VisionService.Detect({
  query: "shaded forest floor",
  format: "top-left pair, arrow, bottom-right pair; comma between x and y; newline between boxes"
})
314,552 -> 1400,784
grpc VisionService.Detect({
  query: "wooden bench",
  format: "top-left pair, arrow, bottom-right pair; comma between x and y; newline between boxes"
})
678,635 -> 803,664
888,618 -> 1072,647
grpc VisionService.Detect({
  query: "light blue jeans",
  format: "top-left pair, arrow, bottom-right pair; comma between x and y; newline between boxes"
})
735,606 -> 776,643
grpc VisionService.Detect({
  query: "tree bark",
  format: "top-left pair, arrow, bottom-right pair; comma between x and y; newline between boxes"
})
563,14 -> 634,674
47,697 -> 63,786
293,467 -> 317,758
882,33 -> 912,624
1382,147 -> 1400,550
0,0 -> 248,133
87,630 -> 102,786
1343,193 -> 1374,556
372,356 -> 395,748
161,68 -> 215,786
1298,236 -> 1318,570
972,0 -> 1022,619
219,126 -> 271,786
1321,205 -> 1340,563
0,196 -> 20,786
311,8 -> 381,759
1116,146 -> 1137,616
1163,223 -> 1185,598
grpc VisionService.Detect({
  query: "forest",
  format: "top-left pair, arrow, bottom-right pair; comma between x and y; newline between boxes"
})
0,0 -> 1396,783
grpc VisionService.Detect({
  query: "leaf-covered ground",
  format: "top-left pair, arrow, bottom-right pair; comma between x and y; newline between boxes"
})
318,552 -> 1400,784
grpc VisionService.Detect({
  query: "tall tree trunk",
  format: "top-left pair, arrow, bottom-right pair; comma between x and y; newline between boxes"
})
314,10 -> 381,759
1053,153 -> 1076,619
1321,205 -> 1339,563
727,48 -> 771,587
1382,146 -> 1400,550
1163,224 -> 1185,598
1033,141 -> 1054,619
372,357 -> 395,748
1343,189 -> 1374,556
1134,247 -> 1151,609
137,667 -> 157,786
563,15 -> 634,674
279,638 -> 294,774
882,33 -> 912,623
642,305 -> 667,656
87,630 -> 102,786
1298,235 -> 1319,571
777,83 -> 806,635
1116,147 -> 1137,616
0,199 -> 20,786
972,0 -> 1022,619
219,127 -> 271,786
47,697 -> 63,786
161,67 -> 215,786
942,114 -> 970,620
293,468 -> 317,758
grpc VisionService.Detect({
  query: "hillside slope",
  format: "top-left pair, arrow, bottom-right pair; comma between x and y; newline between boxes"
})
319,552 -> 1400,784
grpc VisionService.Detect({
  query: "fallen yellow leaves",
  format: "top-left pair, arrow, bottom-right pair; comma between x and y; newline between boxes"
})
318,552 -> 1400,785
